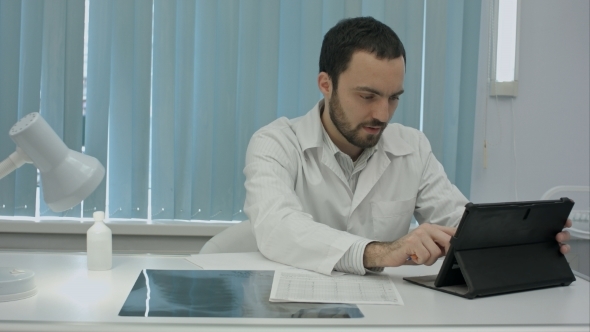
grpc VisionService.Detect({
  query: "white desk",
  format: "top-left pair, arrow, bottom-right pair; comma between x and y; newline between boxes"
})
0,251 -> 588,331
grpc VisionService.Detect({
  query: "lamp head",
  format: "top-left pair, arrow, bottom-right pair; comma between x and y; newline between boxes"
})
8,113 -> 105,212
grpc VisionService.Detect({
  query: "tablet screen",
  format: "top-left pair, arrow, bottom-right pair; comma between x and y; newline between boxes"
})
434,198 -> 574,288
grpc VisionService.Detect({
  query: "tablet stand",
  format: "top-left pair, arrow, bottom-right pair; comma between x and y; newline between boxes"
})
405,241 -> 576,299
404,198 -> 577,299
460,241 -> 575,297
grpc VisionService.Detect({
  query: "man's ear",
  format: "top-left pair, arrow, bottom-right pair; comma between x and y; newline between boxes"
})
317,72 -> 332,98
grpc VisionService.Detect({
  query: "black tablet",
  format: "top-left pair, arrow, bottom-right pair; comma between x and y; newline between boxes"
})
404,198 -> 576,299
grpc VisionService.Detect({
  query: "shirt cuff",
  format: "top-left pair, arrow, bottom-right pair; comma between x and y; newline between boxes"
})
334,239 -> 384,275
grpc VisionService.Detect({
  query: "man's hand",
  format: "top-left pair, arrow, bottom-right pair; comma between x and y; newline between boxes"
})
557,218 -> 572,254
363,218 -> 572,269
363,224 -> 456,268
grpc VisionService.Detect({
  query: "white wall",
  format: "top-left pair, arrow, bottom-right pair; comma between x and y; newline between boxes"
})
471,0 -> 589,203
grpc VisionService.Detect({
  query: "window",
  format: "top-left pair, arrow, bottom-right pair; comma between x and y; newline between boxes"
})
1,0 -> 480,230
490,0 -> 520,97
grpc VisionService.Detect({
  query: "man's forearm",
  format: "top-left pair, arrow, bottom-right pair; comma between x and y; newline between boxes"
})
363,241 -> 402,268
364,224 -> 457,268
334,239 -> 373,275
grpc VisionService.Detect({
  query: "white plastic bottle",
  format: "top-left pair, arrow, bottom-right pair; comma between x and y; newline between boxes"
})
87,211 -> 112,270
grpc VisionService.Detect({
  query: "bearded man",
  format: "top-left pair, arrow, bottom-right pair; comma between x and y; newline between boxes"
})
243,17 -> 572,275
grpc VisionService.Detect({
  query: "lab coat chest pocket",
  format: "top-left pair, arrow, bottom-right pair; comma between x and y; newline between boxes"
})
371,197 -> 416,242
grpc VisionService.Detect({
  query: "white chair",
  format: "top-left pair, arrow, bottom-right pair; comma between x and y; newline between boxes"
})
541,185 -> 589,279
541,186 -> 589,240
199,220 -> 259,254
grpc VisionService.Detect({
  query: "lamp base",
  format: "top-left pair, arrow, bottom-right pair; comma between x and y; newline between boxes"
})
0,267 -> 37,302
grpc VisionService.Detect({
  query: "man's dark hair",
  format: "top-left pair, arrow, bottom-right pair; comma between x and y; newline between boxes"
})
319,17 -> 406,90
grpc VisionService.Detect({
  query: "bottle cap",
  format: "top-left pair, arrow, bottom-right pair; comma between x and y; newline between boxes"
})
93,211 -> 105,221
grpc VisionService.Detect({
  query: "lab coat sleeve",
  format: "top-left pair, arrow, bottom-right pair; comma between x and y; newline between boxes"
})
413,132 -> 469,227
243,128 -> 365,275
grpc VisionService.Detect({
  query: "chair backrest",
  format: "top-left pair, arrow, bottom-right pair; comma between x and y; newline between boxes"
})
199,220 -> 259,254
541,186 -> 589,240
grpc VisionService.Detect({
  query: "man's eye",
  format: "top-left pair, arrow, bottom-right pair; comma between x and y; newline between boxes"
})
390,95 -> 400,101
361,94 -> 374,100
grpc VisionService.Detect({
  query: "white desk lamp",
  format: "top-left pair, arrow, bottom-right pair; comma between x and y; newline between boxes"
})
0,112 -> 105,302
0,112 -> 105,211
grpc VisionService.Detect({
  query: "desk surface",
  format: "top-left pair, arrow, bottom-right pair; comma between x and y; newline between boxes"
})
0,251 -> 588,332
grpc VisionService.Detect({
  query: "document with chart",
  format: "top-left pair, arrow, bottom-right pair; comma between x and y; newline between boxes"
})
270,269 -> 404,305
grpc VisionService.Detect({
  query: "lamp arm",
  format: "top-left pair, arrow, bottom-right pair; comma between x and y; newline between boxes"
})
0,147 -> 33,180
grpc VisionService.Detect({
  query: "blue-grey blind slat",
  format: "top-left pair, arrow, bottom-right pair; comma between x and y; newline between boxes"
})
362,0 -> 385,22
131,0 -> 153,219
322,1 -> 344,34
191,0 -> 216,221
209,0 -> 240,221
423,0 -> 455,176
108,0 -> 152,219
424,1 -> 481,195
254,0 -> 281,137
387,0 -> 424,130
39,0 -> 68,217
233,0 -> 259,222
423,0 -> 479,197
0,0 -> 22,217
298,1 -> 323,117
15,0 -> 44,217
276,0 -> 325,118
84,0 -> 112,217
440,0 -> 465,186
344,0 -> 362,17
62,0 -> 85,217
151,0 -> 176,220
173,0 -> 196,221
231,0 -> 281,221
455,0 -> 481,198
108,0 -> 134,216
276,0 -> 302,119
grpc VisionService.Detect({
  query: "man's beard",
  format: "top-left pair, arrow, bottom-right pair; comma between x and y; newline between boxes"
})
328,91 -> 387,149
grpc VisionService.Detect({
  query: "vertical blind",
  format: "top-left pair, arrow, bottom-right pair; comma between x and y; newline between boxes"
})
0,0 -> 481,221
0,0 -> 85,218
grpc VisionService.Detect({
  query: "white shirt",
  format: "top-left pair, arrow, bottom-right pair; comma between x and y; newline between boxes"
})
244,100 -> 469,275
320,117 -> 381,275
320,119 -> 376,193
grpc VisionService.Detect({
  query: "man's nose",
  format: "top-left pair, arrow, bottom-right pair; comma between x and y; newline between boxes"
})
371,99 -> 391,123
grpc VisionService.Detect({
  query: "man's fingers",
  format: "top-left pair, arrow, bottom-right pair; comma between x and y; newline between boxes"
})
560,243 -> 570,255
411,246 -> 430,264
406,226 -> 451,265
556,230 -> 571,243
409,243 -> 443,266
426,244 -> 443,266
564,218 -> 572,228
430,224 -> 457,236
426,226 -> 453,255
412,238 -> 440,266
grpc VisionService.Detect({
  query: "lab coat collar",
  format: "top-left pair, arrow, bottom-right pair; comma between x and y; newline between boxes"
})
295,100 -> 414,157
381,125 -> 414,157
294,100 -> 325,152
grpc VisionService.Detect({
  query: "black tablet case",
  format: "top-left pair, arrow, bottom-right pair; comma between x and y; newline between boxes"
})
404,198 -> 576,299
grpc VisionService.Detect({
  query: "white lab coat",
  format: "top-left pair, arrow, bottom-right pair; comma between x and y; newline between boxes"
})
244,101 -> 468,275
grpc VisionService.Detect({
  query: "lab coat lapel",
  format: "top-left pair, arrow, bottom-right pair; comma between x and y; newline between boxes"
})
294,101 -> 352,196
350,124 -> 414,213
351,148 -> 390,213
320,149 -> 352,196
